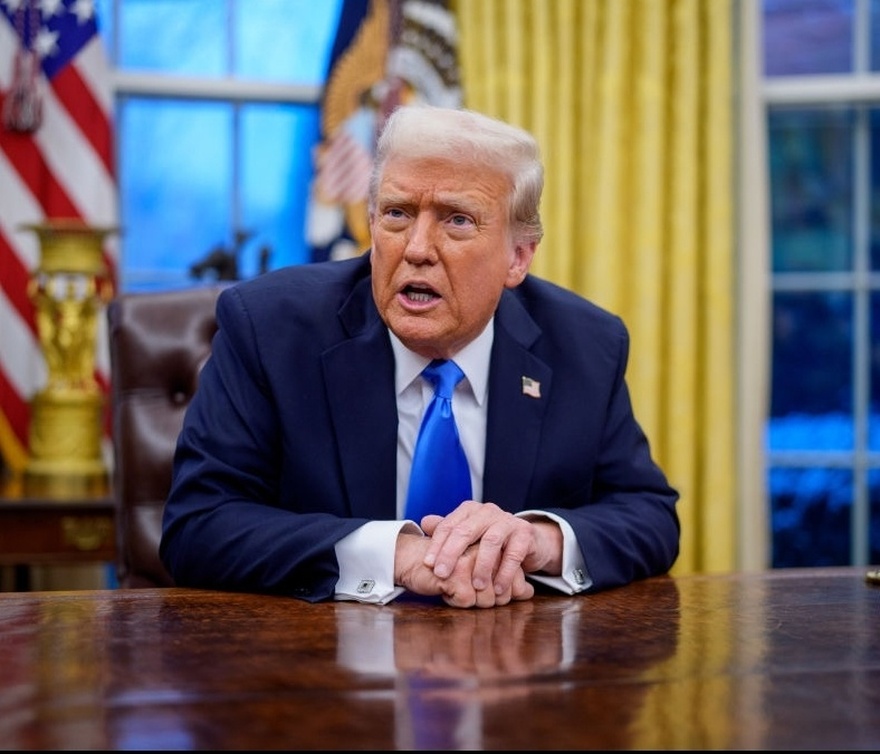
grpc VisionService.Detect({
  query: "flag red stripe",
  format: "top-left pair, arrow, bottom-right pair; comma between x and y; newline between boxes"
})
0,123 -> 82,219
0,231 -> 36,338
50,65 -> 114,178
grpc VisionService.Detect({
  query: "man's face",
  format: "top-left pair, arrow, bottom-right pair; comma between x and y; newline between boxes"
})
370,154 -> 535,360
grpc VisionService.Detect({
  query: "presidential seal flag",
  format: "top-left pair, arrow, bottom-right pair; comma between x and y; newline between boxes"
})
306,0 -> 462,263
0,0 -> 117,480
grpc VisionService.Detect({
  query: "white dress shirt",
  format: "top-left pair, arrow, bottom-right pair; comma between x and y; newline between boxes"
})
334,318 -> 590,603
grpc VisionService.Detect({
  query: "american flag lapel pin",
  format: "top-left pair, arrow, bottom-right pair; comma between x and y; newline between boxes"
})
521,376 -> 541,398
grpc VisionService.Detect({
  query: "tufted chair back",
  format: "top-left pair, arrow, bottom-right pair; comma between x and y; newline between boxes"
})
107,286 -> 223,588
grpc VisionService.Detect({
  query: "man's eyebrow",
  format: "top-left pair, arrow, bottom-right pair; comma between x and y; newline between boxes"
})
431,190 -> 477,208
376,195 -> 407,209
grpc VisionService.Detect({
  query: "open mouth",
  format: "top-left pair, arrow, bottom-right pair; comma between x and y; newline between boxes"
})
403,285 -> 439,303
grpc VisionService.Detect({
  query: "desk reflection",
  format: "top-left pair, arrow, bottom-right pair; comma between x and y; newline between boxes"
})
2,569 -> 875,750
335,583 -> 681,750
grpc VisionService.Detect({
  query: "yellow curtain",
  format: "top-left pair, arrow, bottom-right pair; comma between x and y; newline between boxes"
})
452,0 -> 736,575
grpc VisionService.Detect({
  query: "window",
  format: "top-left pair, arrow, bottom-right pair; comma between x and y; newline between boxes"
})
95,0 -> 342,290
763,0 -> 880,566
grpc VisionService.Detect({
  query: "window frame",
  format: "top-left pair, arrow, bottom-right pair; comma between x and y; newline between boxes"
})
759,0 -> 879,566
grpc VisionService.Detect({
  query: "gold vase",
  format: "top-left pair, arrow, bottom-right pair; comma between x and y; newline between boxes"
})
22,220 -> 116,499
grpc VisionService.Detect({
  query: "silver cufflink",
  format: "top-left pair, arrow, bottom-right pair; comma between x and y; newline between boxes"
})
356,579 -> 375,594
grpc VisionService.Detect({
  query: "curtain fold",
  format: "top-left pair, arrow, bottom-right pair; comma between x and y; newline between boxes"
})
453,0 -> 737,574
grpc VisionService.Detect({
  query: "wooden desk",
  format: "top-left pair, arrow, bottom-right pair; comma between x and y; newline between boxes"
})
0,495 -> 115,590
0,567 -> 877,750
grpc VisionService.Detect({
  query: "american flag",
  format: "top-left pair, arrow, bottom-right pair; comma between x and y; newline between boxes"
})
521,377 -> 541,399
0,0 -> 117,482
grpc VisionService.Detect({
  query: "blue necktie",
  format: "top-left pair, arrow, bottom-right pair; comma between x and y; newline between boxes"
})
405,359 -> 472,522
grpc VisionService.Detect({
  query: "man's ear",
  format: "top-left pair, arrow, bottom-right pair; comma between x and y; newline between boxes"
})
505,240 -> 537,288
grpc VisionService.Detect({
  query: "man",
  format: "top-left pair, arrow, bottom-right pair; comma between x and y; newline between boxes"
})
160,105 -> 680,608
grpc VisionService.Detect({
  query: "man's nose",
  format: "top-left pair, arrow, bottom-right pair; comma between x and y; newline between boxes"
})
403,215 -> 437,261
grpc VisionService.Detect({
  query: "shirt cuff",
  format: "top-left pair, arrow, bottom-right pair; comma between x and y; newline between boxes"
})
334,519 -> 422,604
516,510 -> 592,594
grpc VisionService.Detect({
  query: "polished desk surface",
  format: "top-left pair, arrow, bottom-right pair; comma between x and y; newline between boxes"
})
0,567 -> 877,750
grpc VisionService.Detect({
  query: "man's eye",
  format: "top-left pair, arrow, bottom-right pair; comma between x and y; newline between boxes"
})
382,208 -> 409,223
450,214 -> 472,227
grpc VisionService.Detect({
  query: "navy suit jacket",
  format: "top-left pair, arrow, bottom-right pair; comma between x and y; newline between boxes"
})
160,253 -> 680,600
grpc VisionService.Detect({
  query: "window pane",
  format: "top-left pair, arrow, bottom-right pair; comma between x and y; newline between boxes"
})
770,291 -> 853,448
119,0 -> 227,76
768,108 -> 854,273
239,103 -> 321,276
235,0 -> 341,83
769,467 -> 852,566
870,470 -> 880,562
119,99 -> 232,291
95,0 -> 114,59
871,109 -> 880,268
869,292 -> 880,449
106,0 -> 343,81
763,0 -> 854,76
872,0 -> 880,71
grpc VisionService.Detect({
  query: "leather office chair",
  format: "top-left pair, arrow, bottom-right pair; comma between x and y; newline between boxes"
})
107,286 -> 223,587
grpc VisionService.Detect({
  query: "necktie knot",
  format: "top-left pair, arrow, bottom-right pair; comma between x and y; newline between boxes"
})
423,359 -> 465,400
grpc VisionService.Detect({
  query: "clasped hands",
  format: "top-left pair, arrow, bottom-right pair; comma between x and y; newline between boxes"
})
394,501 -> 563,608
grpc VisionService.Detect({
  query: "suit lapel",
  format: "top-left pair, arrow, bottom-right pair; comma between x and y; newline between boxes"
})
483,292 -> 551,512
322,277 -> 398,520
